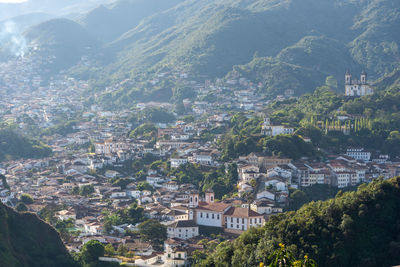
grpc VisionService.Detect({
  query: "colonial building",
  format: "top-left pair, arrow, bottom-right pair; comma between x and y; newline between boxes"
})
94,137 -> 127,155
187,189 -> 265,233
346,148 -> 371,162
166,220 -> 199,240
261,118 -> 294,136
223,207 -> 264,234
345,70 -> 373,96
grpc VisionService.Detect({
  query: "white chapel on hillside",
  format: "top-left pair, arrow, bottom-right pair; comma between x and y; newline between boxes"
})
345,70 -> 373,96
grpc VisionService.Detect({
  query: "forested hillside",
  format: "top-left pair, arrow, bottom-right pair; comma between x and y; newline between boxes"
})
196,177 -> 400,267
3,0 -> 398,102
261,71 -> 400,156
0,129 -> 52,162
0,203 -> 77,267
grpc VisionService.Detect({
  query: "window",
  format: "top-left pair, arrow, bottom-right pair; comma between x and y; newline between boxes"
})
250,218 -> 252,224
231,217 -> 233,222
231,224 -> 233,228
206,213 -> 209,219
200,212 -> 203,218
259,218 -> 261,223
212,214 -> 214,219
168,254 -> 171,258
217,214 -> 220,220
237,218 -> 239,223
242,218 -> 244,224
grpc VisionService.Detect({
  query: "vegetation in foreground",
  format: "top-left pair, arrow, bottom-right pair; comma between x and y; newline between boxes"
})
196,177 -> 400,267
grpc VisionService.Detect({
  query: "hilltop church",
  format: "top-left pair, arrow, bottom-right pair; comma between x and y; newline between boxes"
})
345,70 -> 373,96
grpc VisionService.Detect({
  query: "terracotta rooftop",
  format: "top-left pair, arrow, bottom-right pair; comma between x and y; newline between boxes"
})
224,207 -> 262,218
196,202 -> 231,212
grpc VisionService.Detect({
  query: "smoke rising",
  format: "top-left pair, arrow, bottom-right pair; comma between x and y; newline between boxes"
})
0,20 -> 27,57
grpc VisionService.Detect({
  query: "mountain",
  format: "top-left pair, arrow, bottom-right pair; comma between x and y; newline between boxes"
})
0,129 -> 52,162
197,176 -> 400,267
227,35 -> 362,96
85,0 -> 400,99
0,203 -> 77,267
24,18 -> 98,73
0,12 -> 55,32
7,0 -> 400,101
373,67 -> 400,89
0,0 -> 112,21
79,0 -> 185,43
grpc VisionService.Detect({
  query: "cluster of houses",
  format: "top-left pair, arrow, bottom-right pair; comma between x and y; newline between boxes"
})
2,54 -> 400,266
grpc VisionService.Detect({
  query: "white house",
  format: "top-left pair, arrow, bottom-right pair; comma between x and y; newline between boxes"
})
127,190 -> 142,199
192,152 -> 213,165
223,207 -> 264,233
56,209 -> 77,221
170,157 -> 188,168
166,220 -> 199,240
346,148 -> 371,162
256,190 -> 275,200
265,179 -> 287,191
146,175 -> 165,187
336,172 -> 351,188
110,191 -> 127,198
164,181 -> 179,191
261,118 -> 294,136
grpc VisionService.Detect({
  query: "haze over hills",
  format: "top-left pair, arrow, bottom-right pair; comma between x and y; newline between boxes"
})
0,0 -> 112,21
2,0 -> 400,101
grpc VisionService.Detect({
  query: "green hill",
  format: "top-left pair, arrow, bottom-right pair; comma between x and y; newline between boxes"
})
197,177 -> 400,267
10,0 -> 400,102
0,129 -> 52,162
227,35 -> 362,96
0,203 -> 77,267
79,0 -> 184,43
24,18 -> 98,73
83,0 -> 400,101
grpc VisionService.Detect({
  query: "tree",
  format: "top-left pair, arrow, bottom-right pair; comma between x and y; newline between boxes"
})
267,244 -> 317,267
104,244 -> 115,256
138,219 -> 167,250
116,244 -> 128,256
79,185 -> 95,196
15,202 -> 28,212
55,218 -> 75,241
137,182 -> 153,192
20,193 -> 34,204
325,76 -> 338,89
289,190 -> 307,210
0,174 -> 9,189
80,240 -> 105,264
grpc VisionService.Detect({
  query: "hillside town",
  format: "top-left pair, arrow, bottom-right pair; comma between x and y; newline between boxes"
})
1,55 -> 399,266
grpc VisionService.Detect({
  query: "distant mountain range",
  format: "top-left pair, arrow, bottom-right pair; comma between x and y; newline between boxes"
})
2,0 -> 400,101
0,0 -> 112,21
